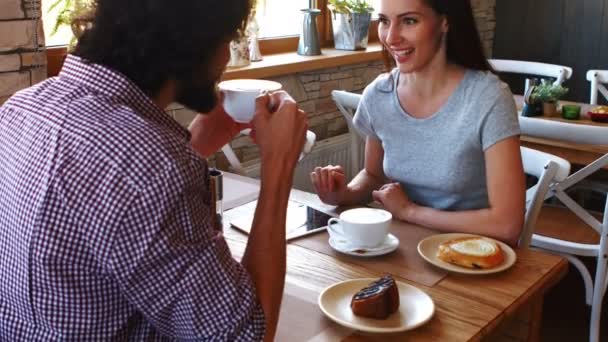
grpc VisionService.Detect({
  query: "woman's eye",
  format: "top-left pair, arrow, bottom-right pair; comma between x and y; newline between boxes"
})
403,17 -> 418,25
378,17 -> 389,25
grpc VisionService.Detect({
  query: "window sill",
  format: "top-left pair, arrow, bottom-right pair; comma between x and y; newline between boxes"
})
46,43 -> 384,79
222,42 -> 383,80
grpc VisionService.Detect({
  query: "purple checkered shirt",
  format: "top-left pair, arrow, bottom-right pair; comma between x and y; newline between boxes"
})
0,55 -> 265,341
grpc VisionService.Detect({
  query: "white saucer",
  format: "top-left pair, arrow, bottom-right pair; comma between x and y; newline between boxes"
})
328,233 -> 399,257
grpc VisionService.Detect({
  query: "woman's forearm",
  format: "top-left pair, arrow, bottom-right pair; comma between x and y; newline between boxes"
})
403,204 -> 524,246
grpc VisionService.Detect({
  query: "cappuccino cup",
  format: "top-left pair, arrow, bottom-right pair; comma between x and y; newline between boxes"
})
327,208 -> 392,248
218,79 -> 283,123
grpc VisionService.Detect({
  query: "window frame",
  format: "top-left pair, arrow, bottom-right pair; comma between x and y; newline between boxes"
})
45,0 -> 380,76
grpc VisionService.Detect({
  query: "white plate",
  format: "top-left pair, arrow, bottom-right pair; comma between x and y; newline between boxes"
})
328,233 -> 399,257
318,278 -> 435,333
417,233 -> 517,275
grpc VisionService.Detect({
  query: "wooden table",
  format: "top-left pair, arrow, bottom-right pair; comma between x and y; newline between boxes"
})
220,173 -> 568,342
515,95 -> 608,167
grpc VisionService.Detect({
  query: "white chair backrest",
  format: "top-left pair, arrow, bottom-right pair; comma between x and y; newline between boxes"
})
519,147 -> 571,248
489,59 -> 573,87
586,69 -> 608,105
331,90 -> 364,177
519,116 -> 608,146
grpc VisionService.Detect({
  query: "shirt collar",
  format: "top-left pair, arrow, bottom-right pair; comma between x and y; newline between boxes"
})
59,54 -> 191,141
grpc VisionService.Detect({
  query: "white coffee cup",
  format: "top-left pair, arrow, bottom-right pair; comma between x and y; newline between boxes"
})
218,78 -> 316,157
218,79 -> 283,123
327,208 -> 392,248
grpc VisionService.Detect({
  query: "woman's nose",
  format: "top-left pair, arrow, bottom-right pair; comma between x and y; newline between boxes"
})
385,23 -> 401,45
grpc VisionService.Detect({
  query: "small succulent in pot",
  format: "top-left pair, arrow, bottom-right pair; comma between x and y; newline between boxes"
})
530,81 -> 569,116
530,81 -> 569,104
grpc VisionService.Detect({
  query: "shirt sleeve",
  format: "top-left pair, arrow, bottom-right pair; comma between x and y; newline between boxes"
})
480,82 -> 520,150
352,89 -> 379,139
107,158 -> 265,341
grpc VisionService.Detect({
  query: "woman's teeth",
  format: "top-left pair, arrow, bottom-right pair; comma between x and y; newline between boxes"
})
394,48 -> 414,56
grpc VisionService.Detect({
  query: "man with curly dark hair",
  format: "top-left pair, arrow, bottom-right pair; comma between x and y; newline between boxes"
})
0,0 -> 307,340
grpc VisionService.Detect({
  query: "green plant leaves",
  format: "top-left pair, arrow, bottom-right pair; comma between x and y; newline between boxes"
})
328,0 -> 374,14
530,82 -> 569,103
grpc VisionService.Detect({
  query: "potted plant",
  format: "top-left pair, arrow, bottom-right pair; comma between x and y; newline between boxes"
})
328,0 -> 374,51
530,81 -> 569,116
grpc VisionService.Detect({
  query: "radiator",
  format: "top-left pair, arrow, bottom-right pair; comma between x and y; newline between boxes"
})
241,133 -> 363,192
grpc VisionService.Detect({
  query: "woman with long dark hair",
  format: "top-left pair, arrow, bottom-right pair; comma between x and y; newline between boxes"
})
312,0 -> 525,245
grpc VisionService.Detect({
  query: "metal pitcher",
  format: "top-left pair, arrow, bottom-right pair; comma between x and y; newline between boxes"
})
297,9 -> 321,56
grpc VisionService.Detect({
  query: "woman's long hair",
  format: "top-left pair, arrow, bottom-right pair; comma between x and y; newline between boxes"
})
72,0 -> 252,98
381,0 -> 493,73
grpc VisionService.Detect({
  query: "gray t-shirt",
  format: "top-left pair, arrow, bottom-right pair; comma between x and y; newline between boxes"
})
353,68 -> 519,211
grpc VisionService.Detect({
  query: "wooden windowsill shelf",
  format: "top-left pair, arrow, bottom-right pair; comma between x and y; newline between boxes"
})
222,43 -> 383,80
46,43 -> 384,79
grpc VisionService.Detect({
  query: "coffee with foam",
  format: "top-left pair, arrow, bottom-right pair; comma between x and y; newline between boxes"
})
340,208 -> 391,224
327,208 -> 392,249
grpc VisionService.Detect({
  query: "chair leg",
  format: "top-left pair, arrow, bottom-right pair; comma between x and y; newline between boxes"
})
589,280 -> 604,342
560,254 -> 594,305
589,243 -> 608,342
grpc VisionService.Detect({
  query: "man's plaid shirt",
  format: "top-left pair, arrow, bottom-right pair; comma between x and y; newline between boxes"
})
0,55 -> 264,341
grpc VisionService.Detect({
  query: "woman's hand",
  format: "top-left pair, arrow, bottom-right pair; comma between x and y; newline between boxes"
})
189,93 -> 251,158
310,165 -> 349,205
372,182 -> 416,221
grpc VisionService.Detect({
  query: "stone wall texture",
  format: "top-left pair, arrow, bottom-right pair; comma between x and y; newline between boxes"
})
0,0 -> 46,105
472,0 -> 497,58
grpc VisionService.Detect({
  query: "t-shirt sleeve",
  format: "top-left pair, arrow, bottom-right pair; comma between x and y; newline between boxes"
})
352,89 -> 379,139
480,82 -> 520,150
108,161 -> 265,341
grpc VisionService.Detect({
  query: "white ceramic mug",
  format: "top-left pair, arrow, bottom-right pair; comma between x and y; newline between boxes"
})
219,78 -> 315,156
218,79 -> 283,123
327,208 -> 392,248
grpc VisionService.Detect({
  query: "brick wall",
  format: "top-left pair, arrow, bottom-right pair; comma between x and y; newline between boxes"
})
472,0 -> 497,58
0,0 -> 46,105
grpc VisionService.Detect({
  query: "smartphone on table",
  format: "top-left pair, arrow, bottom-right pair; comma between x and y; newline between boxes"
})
229,200 -> 333,241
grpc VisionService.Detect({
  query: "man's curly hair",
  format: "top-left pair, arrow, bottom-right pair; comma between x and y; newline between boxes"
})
72,0 -> 252,98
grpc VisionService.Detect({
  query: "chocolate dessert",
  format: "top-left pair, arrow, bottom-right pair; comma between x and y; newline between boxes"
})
350,275 -> 400,319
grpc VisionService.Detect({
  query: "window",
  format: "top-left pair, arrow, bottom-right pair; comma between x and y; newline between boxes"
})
255,0 -> 310,38
43,0 -> 380,76
42,0 -> 74,47
368,0 -> 382,18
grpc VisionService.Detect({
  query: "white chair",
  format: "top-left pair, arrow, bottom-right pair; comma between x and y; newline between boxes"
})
331,89 -> 571,248
221,130 -> 250,176
519,146 -> 571,248
489,59 -> 573,92
331,90 -> 366,178
221,129 -> 317,176
520,116 -> 608,342
586,69 -> 608,105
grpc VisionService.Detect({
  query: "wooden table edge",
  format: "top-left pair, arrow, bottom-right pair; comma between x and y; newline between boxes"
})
473,256 -> 569,341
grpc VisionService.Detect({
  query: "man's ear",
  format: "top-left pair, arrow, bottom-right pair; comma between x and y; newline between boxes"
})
441,16 -> 449,34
